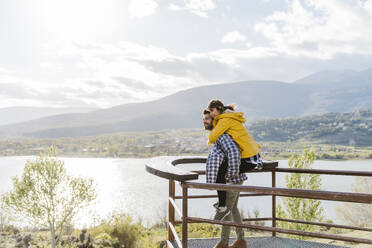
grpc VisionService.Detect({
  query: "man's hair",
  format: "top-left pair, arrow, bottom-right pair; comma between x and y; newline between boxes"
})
203,109 -> 210,115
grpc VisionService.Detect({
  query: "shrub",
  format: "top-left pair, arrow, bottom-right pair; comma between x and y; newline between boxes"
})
175,223 -> 221,238
90,214 -> 144,248
94,233 -> 120,248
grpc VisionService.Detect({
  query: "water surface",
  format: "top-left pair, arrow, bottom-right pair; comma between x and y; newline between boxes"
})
0,156 -> 371,227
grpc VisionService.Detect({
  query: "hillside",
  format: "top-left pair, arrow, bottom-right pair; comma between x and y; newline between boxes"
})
0,106 -> 99,126
249,109 -> 372,146
0,80 -> 315,138
1,110 -> 371,159
0,68 -> 371,139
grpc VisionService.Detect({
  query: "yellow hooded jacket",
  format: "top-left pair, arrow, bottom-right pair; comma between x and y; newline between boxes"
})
208,112 -> 261,158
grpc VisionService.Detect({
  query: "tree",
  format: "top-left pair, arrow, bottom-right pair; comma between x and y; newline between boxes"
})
336,177 -> 372,227
1,146 -> 96,248
277,149 -> 324,239
0,209 -> 10,232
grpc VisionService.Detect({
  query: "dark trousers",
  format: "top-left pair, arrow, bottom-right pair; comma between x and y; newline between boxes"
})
216,158 -> 257,207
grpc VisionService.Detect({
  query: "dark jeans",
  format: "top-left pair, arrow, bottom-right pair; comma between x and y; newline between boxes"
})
216,158 -> 258,207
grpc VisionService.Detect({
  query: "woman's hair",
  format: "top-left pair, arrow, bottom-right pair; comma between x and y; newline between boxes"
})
207,99 -> 236,113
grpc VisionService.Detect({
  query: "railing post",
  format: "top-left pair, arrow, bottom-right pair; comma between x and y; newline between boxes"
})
272,169 -> 276,237
168,180 -> 175,243
182,183 -> 188,248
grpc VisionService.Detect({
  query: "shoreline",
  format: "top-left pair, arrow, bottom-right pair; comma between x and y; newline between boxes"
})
1,154 -> 372,161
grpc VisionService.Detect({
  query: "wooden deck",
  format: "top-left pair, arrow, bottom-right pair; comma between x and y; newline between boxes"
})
172,237 -> 349,248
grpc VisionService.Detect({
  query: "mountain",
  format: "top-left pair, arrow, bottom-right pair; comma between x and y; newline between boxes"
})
249,109 -> 372,146
294,69 -> 358,85
294,68 -> 372,115
0,68 -> 371,139
2,110 -> 371,158
0,80 -> 314,138
0,106 -> 99,126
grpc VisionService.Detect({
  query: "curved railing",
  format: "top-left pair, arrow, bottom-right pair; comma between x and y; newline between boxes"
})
145,157 -> 372,248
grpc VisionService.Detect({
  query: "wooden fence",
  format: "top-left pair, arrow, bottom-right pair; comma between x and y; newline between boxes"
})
146,157 -> 372,248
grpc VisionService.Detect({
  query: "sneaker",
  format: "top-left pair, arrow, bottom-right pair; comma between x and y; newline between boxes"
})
228,239 -> 247,248
213,202 -> 219,210
214,206 -> 231,221
256,163 -> 264,170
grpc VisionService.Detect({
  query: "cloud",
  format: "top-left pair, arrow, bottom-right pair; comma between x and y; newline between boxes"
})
221,31 -> 246,44
6,0 -> 372,111
254,0 -> 372,59
0,67 -> 14,74
169,0 -> 216,18
0,62 -> 141,108
0,81 -> 101,108
112,77 -> 153,91
33,41 -> 199,106
84,80 -> 107,88
129,0 -> 158,18
0,83 -> 38,99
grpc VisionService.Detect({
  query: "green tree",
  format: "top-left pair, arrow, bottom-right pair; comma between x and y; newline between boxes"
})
277,149 -> 324,239
1,146 -> 96,248
336,177 -> 372,227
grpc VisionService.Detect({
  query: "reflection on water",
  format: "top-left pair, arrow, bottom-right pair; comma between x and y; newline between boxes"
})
0,156 -> 371,227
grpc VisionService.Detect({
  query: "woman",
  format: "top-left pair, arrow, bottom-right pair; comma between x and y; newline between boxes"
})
207,99 -> 263,212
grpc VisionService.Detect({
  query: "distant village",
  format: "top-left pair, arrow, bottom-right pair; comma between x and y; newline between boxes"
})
1,128 -> 367,160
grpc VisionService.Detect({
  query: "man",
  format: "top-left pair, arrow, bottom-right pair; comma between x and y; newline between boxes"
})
203,109 -> 247,248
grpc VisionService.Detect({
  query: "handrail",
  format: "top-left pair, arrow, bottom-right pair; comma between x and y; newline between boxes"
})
276,217 -> 372,232
145,156 -> 372,247
145,157 -> 199,181
174,193 -> 269,199
183,182 -> 372,203
188,217 -> 372,245
275,168 -> 372,177
146,156 -> 278,181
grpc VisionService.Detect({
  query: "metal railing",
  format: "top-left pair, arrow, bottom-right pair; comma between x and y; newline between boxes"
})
146,157 -> 372,248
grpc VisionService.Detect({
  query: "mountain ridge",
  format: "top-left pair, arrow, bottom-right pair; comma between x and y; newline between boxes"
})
0,106 -> 99,126
1,68 -> 371,139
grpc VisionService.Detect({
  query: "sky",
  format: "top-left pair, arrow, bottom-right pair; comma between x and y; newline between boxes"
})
1,0 -> 372,109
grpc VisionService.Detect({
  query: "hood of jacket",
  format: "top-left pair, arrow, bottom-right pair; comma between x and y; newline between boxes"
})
214,111 -> 246,123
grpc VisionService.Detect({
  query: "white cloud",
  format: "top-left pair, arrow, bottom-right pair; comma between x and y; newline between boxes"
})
169,3 -> 182,11
129,0 -> 158,18
1,39 -> 285,108
31,41 -> 200,107
254,0 -> 372,59
169,0 -> 216,18
0,79 -> 95,108
3,36 -> 372,109
221,31 -> 246,44
0,67 -> 13,74
6,0 -> 372,109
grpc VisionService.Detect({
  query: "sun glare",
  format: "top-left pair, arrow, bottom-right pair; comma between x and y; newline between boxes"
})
38,0 -> 124,40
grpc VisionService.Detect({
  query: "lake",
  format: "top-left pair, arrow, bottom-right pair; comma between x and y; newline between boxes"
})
0,156 -> 371,228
